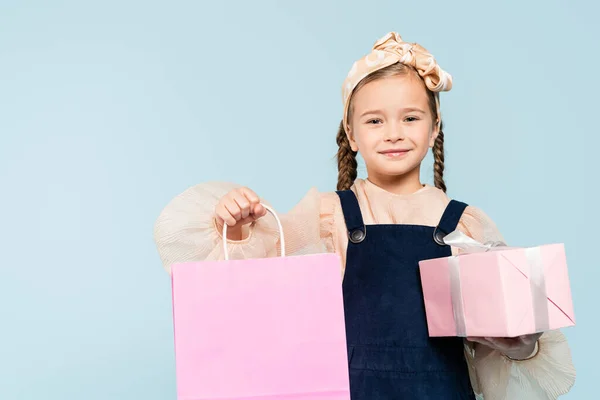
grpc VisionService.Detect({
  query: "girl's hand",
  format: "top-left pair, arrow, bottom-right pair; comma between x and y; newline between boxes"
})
215,187 -> 267,241
467,333 -> 542,360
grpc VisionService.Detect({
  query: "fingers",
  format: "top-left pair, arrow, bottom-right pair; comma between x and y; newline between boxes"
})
467,337 -> 515,351
252,203 -> 267,218
215,187 -> 264,228
225,199 -> 244,224
239,187 -> 260,204
518,333 -> 543,346
215,200 -> 238,227
232,188 -> 263,220
232,192 -> 251,220
469,335 -> 538,357
466,337 -> 489,346
483,338 -> 518,352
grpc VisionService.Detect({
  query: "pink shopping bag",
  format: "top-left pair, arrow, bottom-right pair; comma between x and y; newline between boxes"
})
171,204 -> 350,400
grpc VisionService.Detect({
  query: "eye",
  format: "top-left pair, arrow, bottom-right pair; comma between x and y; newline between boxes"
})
366,118 -> 383,125
404,116 -> 420,122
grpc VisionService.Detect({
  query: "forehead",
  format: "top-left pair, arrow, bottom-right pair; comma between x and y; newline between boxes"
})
352,74 -> 429,111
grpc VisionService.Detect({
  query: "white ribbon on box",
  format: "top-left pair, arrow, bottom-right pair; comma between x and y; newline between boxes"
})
442,230 -> 549,337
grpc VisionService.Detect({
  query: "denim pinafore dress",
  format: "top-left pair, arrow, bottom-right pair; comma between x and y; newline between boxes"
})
336,190 -> 475,399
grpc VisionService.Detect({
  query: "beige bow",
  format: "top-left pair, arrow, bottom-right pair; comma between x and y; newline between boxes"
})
342,32 -> 452,132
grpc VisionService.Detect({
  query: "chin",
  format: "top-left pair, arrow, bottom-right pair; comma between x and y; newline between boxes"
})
382,159 -> 415,171
377,166 -> 414,177
374,161 -> 420,177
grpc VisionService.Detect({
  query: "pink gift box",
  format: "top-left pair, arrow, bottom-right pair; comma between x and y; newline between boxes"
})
418,238 -> 576,338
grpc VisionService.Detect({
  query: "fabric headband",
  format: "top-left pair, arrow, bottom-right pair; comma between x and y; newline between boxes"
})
341,32 -> 453,133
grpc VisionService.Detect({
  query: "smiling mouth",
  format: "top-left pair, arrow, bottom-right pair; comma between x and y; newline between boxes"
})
379,150 -> 410,157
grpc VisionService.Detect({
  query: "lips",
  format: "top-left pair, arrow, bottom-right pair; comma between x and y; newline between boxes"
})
378,149 -> 411,159
379,149 -> 410,154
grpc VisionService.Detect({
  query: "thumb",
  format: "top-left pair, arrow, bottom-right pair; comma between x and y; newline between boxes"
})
519,333 -> 542,346
252,203 -> 267,218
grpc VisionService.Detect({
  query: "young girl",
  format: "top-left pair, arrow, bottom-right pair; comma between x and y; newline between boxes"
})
154,32 -> 575,399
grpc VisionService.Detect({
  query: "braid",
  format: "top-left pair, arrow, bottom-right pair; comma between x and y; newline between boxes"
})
336,121 -> 358,191
433,121 -> 446,192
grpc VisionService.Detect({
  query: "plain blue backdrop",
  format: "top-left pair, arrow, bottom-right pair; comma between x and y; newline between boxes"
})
1,0 -> 597,398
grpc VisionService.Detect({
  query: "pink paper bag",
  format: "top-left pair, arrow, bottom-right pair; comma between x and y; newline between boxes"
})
419,231 -> 576,338
171,205 -> 350,400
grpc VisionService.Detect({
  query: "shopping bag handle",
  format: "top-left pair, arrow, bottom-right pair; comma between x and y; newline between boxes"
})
222,203 -> 286,260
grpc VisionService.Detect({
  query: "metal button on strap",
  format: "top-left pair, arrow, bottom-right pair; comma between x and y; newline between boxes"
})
349,228 -> 366,243
433,228 -> 446,246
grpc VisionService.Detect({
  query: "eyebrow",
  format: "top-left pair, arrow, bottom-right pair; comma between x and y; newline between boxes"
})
359,107 -> 426,118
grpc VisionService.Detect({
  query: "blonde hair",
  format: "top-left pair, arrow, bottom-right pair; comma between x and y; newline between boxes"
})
336,62 -> 446,192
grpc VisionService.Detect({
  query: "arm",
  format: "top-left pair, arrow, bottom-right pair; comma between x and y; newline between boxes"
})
153,182 -> 336,274
458,206 -> 576,399
464,330 -> 575,400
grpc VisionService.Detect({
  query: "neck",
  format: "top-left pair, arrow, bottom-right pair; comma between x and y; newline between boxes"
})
367,166 -> 423,195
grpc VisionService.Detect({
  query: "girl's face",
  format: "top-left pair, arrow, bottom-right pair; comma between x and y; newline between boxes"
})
347,74 -> 438,188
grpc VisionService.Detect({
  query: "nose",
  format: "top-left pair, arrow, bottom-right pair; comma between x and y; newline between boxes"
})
383,122 -> 405,142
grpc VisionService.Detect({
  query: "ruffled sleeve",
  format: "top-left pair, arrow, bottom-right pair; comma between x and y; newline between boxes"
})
456,206 -> 576,399
456,205 -> 506,248
153,182 -> 340,274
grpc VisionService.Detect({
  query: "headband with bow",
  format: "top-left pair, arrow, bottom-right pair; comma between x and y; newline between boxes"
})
342,32 -> 453,132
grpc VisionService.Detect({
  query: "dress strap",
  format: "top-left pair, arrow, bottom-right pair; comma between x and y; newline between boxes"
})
433,200 -> 469,245
335,190 -> 367,244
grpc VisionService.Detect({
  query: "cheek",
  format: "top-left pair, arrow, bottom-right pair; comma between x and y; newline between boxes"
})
413,124 -> 434,147
352,127 -> 373,147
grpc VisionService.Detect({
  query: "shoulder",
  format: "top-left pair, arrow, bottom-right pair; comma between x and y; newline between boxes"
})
428,186 -> 498,227
428,187 -> 490,220
315,190 -> 343,222
439,191 -> 503,243
317,184 -> 366,217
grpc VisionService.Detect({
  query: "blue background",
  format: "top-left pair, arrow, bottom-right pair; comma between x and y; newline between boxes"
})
1,0 -> 596,398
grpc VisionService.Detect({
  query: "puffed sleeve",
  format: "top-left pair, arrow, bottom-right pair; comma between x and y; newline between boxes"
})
456,205 -> 506,247
153,182 -> 340,274
457,206 -> 576,399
